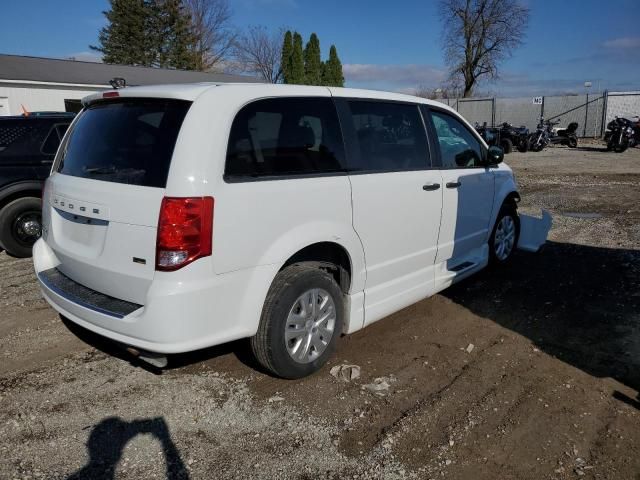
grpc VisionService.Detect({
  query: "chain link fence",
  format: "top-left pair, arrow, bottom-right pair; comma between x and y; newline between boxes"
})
436,91 -> 639,138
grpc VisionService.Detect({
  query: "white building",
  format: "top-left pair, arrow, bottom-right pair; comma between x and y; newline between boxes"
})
0,54 -> 256,116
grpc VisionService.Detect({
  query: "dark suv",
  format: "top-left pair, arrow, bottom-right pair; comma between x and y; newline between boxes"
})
0,113 -> 74,257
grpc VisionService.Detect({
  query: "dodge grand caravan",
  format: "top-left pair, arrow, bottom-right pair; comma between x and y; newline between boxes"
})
34,84 -> 521,378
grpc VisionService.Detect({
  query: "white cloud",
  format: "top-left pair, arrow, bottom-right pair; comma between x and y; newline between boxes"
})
603,37 -> 640,49
343,63 -> 446,92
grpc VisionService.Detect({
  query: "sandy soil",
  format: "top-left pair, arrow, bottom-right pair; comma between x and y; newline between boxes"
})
1,144 -> 639,480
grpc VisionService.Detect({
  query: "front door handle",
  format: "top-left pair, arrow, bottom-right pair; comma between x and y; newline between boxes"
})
446,181 -> 462,189
423,183 -> 441,191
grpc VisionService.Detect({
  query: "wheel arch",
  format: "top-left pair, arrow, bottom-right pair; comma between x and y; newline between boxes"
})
487,174 -> 521,243
258,234 -> 366,337
279,241 -> 353,295
0,181 -> 44,210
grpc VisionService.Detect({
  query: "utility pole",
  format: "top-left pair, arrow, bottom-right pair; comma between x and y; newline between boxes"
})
584,81 -> 592,137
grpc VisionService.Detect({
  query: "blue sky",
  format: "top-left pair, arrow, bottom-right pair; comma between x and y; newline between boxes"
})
1,0 -> 639,96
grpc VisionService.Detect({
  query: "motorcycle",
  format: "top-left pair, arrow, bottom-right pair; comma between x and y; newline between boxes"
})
528,118 -> 578,152
604,116 -> 635,153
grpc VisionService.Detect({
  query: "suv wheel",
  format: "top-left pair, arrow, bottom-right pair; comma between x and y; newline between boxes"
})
0,197 -> 43,258
251,263 -> 344,379
489,205 -> 520,264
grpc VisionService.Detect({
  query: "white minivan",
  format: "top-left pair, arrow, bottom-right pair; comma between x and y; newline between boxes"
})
34,84 -> 521,378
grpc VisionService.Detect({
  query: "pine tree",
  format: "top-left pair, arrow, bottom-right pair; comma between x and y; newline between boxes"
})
90,0 -> 155,66
91,0 -> 197,70
155,0 -> 196,69
280,30 -> 293,83
303,33 -> 322,85
290,32 -> 305,84
325,45 -> 344,87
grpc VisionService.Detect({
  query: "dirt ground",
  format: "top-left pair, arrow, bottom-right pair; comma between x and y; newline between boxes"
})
1,144 -> 639,480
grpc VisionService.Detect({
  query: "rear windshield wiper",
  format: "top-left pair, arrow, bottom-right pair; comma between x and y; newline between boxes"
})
84,165 -> 117,174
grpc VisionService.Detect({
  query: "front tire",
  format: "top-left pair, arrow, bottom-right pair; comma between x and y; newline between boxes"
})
489,206 -> 520,264
614,138 -> 629,153
251,263 -> 344,379
0,197 -> 42,258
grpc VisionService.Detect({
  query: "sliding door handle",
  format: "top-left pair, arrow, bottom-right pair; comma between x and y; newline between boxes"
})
422,183 -> 441,191
446,181 -> 462,189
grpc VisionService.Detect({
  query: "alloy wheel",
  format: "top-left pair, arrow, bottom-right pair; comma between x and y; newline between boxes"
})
284,288 -> 336,364
494,215 -> 516,261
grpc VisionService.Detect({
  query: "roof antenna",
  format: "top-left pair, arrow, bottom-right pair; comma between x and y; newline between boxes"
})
109,77 -> 126,89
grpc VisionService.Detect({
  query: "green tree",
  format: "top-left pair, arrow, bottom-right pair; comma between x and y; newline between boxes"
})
155,0 -> 197,69
290,32 -> 305,84
91,0 -> 155,66
303,33 -> 322,85
91,0 -> 197,70
323,45 -> 344,87
280,30 -> 293,83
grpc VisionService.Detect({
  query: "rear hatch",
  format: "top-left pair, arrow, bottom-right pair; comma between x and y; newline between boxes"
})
44,97 -> 191,304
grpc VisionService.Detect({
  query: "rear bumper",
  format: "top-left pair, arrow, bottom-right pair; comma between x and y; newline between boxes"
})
33,238 -> 279,354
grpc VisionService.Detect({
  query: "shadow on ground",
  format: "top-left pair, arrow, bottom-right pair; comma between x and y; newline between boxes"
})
61,315 -> 262,375
443,240 -> 640,396
67,416 -> 189,480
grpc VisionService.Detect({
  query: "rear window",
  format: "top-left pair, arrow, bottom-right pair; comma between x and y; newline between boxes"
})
225,97 -> 345,180
57,99 -> 191,188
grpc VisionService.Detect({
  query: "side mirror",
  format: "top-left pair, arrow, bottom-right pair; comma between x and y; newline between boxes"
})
487,146 -> 504,165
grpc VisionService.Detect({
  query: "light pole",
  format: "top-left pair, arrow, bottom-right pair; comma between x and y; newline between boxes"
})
584,81 -> 592,137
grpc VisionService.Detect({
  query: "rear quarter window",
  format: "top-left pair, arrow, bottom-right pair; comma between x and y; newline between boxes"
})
0,119 -> 57,158
225,97 -> 345,180
57,99 -> 191,188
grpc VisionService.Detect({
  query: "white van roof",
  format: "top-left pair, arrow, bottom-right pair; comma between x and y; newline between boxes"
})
82,83 -> 454,112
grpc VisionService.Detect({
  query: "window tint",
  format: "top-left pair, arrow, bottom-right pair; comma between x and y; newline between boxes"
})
41,125 -> 63,155
225,97 -> 345,179
347,101 -> 429,172
57,99 -> 191,188
431,111 -> 483,168
0,119 -> 69,157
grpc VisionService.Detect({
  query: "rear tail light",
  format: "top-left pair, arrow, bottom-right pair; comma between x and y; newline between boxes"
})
156,197 -> 214,271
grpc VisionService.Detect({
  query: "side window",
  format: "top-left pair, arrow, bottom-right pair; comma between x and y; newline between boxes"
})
56,123 -> 70,141
41,125 -> 62,155
225,97 -> 345,179
347,101 -> 429,172
430,111 -> 483,168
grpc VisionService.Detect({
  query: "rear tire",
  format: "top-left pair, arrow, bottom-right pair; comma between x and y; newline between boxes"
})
568,137 -> 578,148
489,205 -> 520,265
500,138 -> 513,154
0,197 -> 42,258
251,263 -> 344,379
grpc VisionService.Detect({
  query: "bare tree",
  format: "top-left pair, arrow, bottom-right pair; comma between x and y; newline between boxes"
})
413,84 -> 433,99
231,26 -> 284,83
184,0 -> 235,71
439,0 -> 529,97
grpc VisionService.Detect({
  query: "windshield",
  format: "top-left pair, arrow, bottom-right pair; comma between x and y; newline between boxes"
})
57,99 -> 191,188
